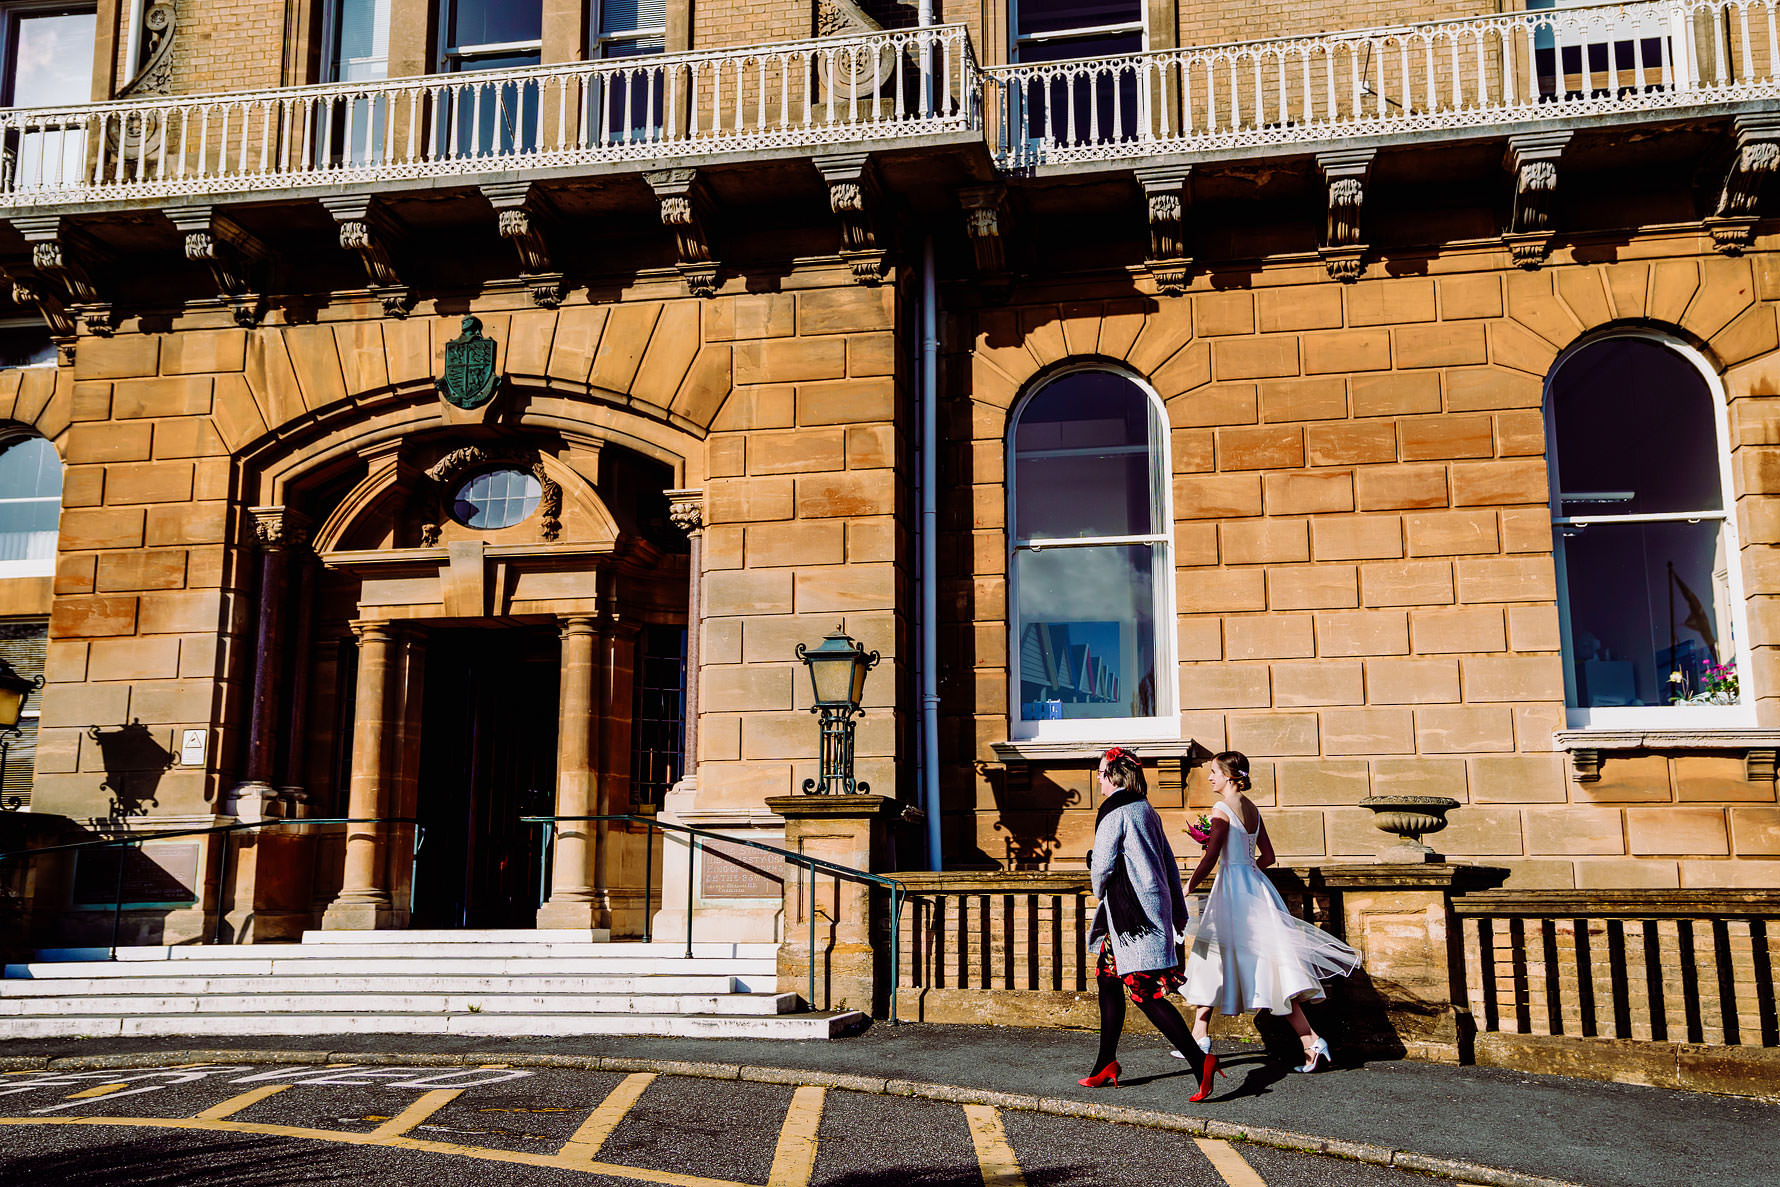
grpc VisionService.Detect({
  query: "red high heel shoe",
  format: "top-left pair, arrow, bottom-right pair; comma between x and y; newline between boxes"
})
1078,1060 -> 1120,1088
1187,1052 -> 1225,1102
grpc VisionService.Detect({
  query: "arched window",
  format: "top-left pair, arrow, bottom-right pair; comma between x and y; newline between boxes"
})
0,435 -> 60,578
1546,333 -> 1749,724
1009,367 -> 1173,739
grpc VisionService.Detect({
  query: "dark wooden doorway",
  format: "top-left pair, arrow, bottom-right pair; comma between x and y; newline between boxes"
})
413,624 -> 560,929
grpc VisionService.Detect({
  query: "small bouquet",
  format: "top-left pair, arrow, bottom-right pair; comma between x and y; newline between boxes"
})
1186,813 -> 1214,846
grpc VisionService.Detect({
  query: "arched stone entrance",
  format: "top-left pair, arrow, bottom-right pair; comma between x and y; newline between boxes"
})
225,398 -> 698,940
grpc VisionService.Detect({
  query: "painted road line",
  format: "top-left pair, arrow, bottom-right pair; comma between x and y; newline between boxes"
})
195,1085 -> 290,1121
0,1113 -> 737,1187
64,1083 -> 129,1100
370,1089 -> 464,1138
766,1086 -> 826,1187
558,1071 -> 657,1164
963,1104 -> 1026,1187
1194,1138 -> 1267,1187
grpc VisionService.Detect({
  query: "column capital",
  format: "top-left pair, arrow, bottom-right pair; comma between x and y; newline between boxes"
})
349,619 -> 398,645
249,505 -> 311,550
559,614 -> 601,638
666,488 -> 704,537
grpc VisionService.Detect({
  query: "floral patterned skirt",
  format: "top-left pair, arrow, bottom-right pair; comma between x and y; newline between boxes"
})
1096,940 -> 1185,1005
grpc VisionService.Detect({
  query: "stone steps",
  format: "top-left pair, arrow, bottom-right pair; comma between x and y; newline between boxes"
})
0,1011 -> 861,1040
0,933 -> 861,1041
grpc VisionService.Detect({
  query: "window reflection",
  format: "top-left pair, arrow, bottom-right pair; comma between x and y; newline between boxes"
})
1011,369 -> 1168,729
1549,337 -> 1739,712
0,436 -> 61,571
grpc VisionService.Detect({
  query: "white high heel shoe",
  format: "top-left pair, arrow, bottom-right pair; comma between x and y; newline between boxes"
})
1295,1037 -> 1331,1073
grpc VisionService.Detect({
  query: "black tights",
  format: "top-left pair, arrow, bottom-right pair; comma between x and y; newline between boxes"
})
1092,975 -> 1207,1081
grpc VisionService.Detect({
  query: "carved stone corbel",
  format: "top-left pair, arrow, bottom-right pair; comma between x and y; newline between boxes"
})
1501,131 -> 1571,269
1,266 -> 76,362
483,181 -> 566,308
1135,165 -> 1192,294
8,215 -> 116,335
1748,747 -> 1779,785
814,152 -> 886,285
166,205 -> 268,326
645,169 -> 718,298
1706,115 -> 1780,255
959,184 -> 1011,282
1316,150 -> 1373,283
319,194 -> 412,317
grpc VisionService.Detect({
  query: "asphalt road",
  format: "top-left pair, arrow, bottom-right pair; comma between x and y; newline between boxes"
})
0,1060 -> 1486,1187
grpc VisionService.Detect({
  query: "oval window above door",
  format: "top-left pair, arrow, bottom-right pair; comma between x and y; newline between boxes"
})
452,468 -> 542,529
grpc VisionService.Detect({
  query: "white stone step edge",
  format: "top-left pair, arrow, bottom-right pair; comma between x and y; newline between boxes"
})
6,959 -> 779,984
0,974 -> 746,998
0,1010 -> 867,1040
31,941 -> 780,962
0,991 -> 801,1017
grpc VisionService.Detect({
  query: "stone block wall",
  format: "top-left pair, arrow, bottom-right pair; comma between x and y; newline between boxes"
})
699,283 -> 907,807
19,267 -> 902,902
947,238 -> 1780,890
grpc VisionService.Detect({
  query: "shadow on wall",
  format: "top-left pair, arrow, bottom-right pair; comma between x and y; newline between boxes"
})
86,720 -> 173,822
983,764 -> 1083,870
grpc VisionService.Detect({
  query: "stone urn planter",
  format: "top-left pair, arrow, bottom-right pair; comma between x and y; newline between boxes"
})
1359,796 -> 1460,863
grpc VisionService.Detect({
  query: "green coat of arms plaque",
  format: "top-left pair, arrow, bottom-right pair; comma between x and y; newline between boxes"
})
436,315 -> 499,410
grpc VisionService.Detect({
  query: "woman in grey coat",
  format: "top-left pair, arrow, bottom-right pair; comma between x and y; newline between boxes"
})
1081,746 -> 1214,1099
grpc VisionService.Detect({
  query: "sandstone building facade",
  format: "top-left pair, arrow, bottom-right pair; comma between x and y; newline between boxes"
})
0,0 -> 1777,948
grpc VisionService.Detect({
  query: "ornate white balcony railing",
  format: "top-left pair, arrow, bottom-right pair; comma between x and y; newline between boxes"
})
987,0 -> 1780,168
0,25 -> 979,207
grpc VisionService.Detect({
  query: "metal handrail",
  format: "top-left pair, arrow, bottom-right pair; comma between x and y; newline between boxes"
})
0,816 -> 422,960
522,813 -> 906,1024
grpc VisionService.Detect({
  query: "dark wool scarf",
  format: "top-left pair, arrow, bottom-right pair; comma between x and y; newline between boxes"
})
1094,788 -> 1160,942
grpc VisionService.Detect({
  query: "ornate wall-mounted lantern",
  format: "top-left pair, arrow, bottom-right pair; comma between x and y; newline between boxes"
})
796,624 -> 879,795
0,657 -> 43,812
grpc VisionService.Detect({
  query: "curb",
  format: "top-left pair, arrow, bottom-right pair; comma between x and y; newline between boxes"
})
0,1047 -> 1586,1187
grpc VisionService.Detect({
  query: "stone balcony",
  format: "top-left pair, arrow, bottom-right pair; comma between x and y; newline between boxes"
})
0,4 -> 1777,323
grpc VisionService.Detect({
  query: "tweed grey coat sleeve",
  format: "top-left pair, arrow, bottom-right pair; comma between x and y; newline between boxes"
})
1087,799 -> 1187,975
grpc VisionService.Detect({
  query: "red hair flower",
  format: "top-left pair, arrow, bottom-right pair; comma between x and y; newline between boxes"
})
1102,746 -> 1139,767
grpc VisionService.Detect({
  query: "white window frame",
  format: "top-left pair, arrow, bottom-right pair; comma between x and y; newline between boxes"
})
1008,0 -> 1145,62
1545,328 -> 1755,729
1007,364 -> 1177,742
592,0 -> 666,58
437,0 -> 542,72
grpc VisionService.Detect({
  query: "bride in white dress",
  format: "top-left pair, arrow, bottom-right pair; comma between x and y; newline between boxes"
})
1180,751 -> 1360,1074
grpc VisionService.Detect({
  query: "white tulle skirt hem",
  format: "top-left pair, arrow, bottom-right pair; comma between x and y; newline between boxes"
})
1179,874 -> 1361,1017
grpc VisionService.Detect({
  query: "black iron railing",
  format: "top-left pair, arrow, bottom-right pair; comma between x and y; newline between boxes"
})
522,813 -> 906,1022
0,816 -> 422,959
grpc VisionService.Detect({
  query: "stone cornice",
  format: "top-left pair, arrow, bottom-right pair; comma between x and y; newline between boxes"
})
987,739 -> 1208,764
1552,727 -> 1780,783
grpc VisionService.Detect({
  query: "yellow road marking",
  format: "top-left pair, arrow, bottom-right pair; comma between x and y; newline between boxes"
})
1195,1138 -> 1268,1187
963,1104 -> 1026,1187
765,1086 -> 825,1187
558,1072 -> 656,1164
196,1085 -> 290,1121
371,1089 -> 463,1138
65,1083 -> 129,1100
0,1115 -> 740,1187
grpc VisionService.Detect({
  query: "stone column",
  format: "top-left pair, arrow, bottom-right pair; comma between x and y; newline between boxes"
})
538,614 -> 608,931
321,620 -> 398,930
667,490 -> 704,782
225,507 -> 306,822
767,793 -> 897,1014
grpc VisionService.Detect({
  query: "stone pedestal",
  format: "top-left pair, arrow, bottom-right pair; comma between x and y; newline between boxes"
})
1320,863 -> 1505,1063
651,777 -> 786,945
766,793 -> 896,1015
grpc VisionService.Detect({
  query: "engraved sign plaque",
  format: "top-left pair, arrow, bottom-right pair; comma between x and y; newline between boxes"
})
73,841 -> 201,907
699,837 -> 787,900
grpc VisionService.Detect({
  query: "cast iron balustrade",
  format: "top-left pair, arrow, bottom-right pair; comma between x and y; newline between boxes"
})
986,0 -> 1780,168
0,24 -> 979,206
